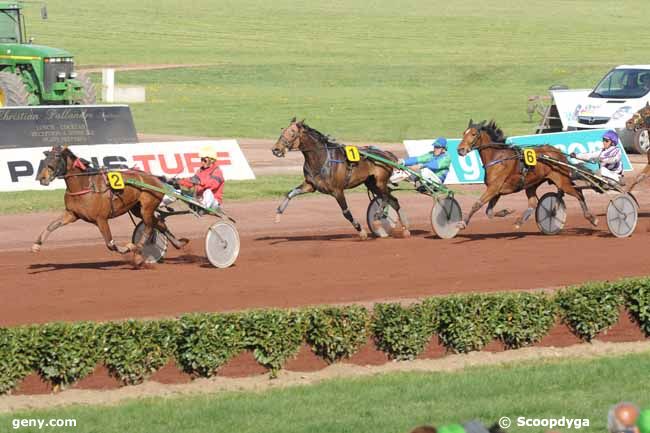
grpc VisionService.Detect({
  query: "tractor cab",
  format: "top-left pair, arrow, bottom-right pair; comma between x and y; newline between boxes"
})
0,2 -> 95,106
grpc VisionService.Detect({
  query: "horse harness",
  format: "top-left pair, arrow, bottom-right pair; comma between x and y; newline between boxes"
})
482,146 -> 533,191
302,141 -> 357,189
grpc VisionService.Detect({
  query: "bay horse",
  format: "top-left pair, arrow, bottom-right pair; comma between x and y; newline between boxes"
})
271,118 -> 408,239
455,120 -> 598,230
625,102 -> 650,192
33,145 -> 188,266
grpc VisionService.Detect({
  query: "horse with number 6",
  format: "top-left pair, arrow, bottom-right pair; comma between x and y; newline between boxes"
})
33,144 -> 189,267
271,118 -> 409,239
455,120 -> 598,230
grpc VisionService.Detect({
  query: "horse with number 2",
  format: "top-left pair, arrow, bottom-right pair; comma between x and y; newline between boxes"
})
32,144 -> 240,268
271,118 -> 463,240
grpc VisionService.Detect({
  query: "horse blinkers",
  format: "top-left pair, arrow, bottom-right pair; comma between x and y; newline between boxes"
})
272,123 -> 301,157
37,148 -> 67,185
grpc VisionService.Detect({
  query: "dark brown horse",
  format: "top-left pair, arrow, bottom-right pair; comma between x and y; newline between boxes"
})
625,102 -> 650,192
271,118 -> 408,239
33,145 -> 187,266
456,120 -> 598,230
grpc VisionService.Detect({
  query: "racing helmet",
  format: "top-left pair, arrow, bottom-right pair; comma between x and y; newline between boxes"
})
199,145 -> 216,160
433,137 -> 448,149
602,130 -> 619,145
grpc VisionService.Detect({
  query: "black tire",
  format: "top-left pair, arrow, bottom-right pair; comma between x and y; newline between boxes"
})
0,71 -> 30,106
76,71 -> 96,104
632,128 -> 650,154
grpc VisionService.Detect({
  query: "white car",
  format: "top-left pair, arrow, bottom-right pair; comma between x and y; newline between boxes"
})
555,65 -> 650,151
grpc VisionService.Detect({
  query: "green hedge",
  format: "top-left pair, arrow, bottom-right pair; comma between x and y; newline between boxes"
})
1,277 -> 649,394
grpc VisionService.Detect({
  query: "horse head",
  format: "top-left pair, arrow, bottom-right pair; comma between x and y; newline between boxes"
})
457,119 -> 486,156
36,144 -> 73,185
272,117 -> 305,157
626,102 -> 650,131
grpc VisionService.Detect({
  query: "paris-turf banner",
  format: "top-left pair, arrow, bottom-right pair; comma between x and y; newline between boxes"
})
0,140 -> 255,192
404,129 -> 632,185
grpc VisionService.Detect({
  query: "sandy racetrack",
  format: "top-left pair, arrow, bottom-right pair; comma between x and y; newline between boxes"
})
2,185 -> 650,327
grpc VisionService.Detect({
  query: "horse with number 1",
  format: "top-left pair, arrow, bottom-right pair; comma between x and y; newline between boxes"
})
271,118 -> 410,239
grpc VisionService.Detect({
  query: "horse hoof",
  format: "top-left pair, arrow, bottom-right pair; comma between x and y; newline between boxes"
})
126,242 -> 137,251
359,230 -> 369,241
31,244 -> 41,253
275,214 -> 282,223
178,238 -> 190,248
456,221 -> 467,230
132,254 -> 146,268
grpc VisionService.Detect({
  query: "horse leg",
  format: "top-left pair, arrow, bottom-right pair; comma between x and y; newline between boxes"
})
548,172 -> 598,226
275,181 -> 315,223
458,187 -> 500,229
333,192 -> 368,240
485,195 -> 513,219
156,219 -> 189,250
32,210 -> 78,252
96,218 -> 133,254
626,165 -> 650,192
514,186 -> 538,229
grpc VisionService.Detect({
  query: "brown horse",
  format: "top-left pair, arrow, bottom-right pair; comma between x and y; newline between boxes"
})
625,102 -> 650,192
33,145 -> 187,266
271,118 -> 408,239
456,120 -> 598,230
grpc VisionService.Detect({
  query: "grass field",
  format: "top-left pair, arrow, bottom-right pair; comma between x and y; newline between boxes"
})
19,0 -> 650,141
3,351 -> 649,433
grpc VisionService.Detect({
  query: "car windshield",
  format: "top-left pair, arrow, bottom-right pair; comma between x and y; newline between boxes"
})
591,68 -> 650,99
0,9 -> 20,42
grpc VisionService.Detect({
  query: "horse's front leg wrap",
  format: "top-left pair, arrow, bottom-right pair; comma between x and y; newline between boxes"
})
342,208 -> 361,231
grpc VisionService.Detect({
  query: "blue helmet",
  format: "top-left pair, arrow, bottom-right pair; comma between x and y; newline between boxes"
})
603,130 -> 619,145
433,137 -> 447,149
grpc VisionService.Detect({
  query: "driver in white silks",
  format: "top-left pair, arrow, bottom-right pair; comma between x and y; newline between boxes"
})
570,129 -> 624,184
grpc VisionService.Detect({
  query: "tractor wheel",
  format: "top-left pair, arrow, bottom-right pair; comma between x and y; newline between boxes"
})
76,71 -> 96,104
0,71 -> 30,107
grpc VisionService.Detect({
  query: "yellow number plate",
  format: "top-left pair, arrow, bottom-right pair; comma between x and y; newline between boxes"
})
523,148 -> 537,166
345,145 -> 361,162
107,172 -> 125,190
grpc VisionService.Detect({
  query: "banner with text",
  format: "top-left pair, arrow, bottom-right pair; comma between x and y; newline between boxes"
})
0,140 -> 255,192
404,129 -> 632,185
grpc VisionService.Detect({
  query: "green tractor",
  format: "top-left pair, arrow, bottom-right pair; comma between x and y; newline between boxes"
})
0,2 -> 95,106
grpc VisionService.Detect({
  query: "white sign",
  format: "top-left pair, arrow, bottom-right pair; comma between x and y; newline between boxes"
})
550,89 -> 592,129
0,140 -> 255,192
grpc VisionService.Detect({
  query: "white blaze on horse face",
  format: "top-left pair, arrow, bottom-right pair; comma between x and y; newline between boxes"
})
463,128 -> 470,136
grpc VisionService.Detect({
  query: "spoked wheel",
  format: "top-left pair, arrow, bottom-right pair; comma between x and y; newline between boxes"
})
430,196 -> 462,239
366,196 -> 400,238
535,192 -> 567,235
131,221 -> 168,263
205,221 -> 240,268
606,193 -> 638,238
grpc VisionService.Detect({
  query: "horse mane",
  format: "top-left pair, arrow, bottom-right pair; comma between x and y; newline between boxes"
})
299,121 -> 341,147
478,120 -> 507,143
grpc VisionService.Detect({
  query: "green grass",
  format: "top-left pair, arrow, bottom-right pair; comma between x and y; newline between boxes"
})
2,351 -> 649,433
18,0 -> 650,141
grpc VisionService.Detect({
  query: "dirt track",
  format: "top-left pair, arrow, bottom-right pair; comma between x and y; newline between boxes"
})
2,185 -> 650,327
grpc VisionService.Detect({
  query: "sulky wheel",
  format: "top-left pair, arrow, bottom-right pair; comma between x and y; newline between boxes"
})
366,196 -> 400,238
205,221 -> 240,268
131,221 -> 168,263
430,196 -> 462,239
606,193 -> 638,238
535,192 -> 567,235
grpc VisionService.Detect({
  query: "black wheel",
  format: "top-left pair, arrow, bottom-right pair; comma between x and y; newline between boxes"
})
0,71 -> 29,106
366,196 -> 399,238
633,129 -> 650,154
205,221 -> 240,268
430,196 -> 462,239
131,221 -> 168,263
76,71 -> 97,104
535,192 -> 566,235
606,193 -> 638,238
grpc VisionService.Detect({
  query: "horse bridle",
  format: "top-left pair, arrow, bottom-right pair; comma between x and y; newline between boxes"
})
278,125 -> 301,151
43,150 -> 68,181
